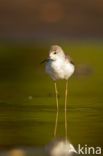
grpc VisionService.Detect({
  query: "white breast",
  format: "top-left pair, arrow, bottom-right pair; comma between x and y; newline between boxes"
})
64,61 -> 75,79
46,59 -> 75,80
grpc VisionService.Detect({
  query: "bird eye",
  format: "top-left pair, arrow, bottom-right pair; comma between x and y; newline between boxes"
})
54,51 -> 57,54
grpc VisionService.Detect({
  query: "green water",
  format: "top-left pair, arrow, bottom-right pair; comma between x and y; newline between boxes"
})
0,41 -> 103,155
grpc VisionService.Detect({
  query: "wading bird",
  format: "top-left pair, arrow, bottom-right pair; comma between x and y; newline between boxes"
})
41,45 -> 75,141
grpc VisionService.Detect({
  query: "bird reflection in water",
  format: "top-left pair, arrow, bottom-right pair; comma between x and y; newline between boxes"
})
45,138 -> 77,156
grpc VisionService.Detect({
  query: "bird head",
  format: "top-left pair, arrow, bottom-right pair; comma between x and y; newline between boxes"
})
49,45 -> 65,61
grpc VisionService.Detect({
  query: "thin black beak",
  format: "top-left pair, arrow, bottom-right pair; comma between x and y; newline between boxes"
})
40,59 -> 48,64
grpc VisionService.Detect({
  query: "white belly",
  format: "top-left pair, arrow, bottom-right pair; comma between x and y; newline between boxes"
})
46,60 -> 75,80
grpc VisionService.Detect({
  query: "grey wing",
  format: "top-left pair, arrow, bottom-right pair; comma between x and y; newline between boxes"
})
65,54 -> 75,65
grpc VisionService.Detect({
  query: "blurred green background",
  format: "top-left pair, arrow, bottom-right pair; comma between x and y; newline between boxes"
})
0,0 -> 103,155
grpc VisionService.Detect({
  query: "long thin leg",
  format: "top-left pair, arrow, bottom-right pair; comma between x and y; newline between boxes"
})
65,80 -> 68,141
54,81 -> 59,137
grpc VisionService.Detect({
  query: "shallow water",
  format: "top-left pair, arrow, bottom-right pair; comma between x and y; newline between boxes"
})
0,86 -> 102,156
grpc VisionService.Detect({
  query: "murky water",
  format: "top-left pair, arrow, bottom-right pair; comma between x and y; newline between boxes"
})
0,91 -> 102,156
